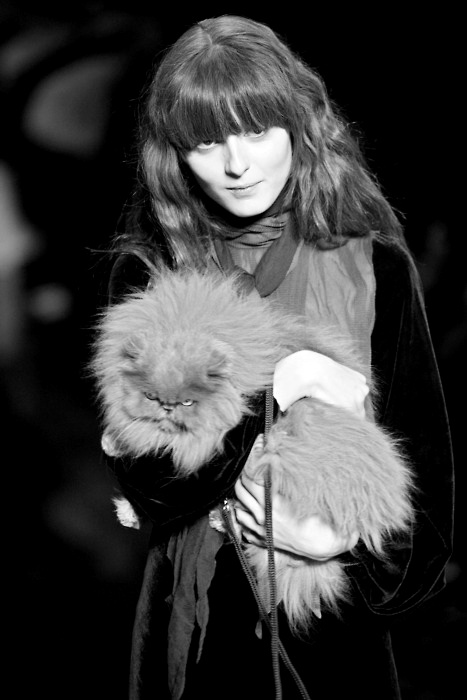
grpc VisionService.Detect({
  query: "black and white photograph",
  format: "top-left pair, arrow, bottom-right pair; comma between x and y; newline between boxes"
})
1,2 -> 463,698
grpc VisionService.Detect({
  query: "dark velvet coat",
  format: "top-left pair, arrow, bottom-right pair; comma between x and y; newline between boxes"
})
106,238 -> 454,700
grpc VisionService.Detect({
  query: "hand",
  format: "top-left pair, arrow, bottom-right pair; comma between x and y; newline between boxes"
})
233,440 -> 359,560
273,350 -> 369,416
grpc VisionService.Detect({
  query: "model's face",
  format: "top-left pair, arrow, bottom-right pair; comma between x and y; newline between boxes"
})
183,127 -> 292,218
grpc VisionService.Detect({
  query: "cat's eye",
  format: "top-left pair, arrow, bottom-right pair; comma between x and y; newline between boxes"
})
181,399 -> 194,406
144,392 -> 159,401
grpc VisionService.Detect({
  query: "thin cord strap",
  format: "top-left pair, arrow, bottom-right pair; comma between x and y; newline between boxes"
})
264,388 -> 281,698
221,502 -> 312,700
265,470 -> 281,698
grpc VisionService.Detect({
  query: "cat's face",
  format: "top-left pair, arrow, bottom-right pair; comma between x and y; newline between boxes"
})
117,330 -> 241,437
122,372 -> 211,435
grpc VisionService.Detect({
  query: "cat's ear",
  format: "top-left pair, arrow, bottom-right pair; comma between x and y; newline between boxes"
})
121,332 -> 146,361
205,341 -> 232,385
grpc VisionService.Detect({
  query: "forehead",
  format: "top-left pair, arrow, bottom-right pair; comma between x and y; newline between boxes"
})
166,71 -> 291,150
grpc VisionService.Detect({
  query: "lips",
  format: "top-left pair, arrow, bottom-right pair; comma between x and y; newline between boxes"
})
229,184 -> 256,189
227,181 -> 261,194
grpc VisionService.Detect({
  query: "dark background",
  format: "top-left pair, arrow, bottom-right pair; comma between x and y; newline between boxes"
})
1,2 -> 464,698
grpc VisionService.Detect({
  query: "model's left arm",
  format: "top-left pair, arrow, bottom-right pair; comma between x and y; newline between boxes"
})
351,240 -> 454,615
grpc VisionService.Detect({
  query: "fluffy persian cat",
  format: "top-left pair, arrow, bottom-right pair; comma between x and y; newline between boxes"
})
91,267 -> 414,631
91,267 -> 306,472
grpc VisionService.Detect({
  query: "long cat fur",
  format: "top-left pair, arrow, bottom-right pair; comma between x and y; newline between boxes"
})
92,267 -> 308,472
242,398 -> 413,631
91,267 -> 414,631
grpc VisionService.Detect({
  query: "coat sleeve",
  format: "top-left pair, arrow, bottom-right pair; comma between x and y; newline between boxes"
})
350,239 -> 454,616
105,397 -> 264,540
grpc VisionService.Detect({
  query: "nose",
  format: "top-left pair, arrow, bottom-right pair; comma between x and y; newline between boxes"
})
224,135 -> 250,177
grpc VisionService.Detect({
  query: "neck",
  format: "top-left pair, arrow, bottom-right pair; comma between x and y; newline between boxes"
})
205,186 -> 292,234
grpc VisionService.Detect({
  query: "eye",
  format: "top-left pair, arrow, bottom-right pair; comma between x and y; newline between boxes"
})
144,392 -> 159,401
195,140 -> 218,151
181,399 -> 194,406
245,128 -> 267,138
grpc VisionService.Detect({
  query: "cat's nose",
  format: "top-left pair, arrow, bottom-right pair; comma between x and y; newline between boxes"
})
161,403 -> 175,411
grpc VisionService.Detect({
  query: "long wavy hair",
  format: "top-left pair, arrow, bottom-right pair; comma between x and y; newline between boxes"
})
115,15 -> 405,269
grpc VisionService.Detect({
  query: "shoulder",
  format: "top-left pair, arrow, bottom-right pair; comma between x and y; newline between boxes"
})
372,237 -> 423,308
372,237 -> 418,283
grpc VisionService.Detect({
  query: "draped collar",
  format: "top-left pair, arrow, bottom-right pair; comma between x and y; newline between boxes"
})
212,200 -> 299,297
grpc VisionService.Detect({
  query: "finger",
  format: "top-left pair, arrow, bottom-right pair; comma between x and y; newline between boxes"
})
235,506 -> 265,539
234,481 -> 266,526
241,528 -> 265,547
235,473 -> 265,508
243,470 -> 265,490
226,503 -> 243,539
244,433 -> 265,470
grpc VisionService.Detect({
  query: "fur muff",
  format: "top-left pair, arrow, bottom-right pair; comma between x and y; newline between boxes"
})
91,266 -> 414,630
243,398 -> 414,631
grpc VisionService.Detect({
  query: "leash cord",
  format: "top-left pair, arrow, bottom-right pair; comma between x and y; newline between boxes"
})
265,468 -> 281,698
221,502 -> 311,700
264,387 -> 281,699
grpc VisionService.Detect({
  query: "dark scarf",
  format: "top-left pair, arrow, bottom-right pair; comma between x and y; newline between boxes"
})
211,197 -> 299,297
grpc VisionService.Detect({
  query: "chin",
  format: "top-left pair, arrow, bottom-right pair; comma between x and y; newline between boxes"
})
226,199 -> 276,218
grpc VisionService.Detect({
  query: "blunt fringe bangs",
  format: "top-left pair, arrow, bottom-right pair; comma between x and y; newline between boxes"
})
151,18 -> 300,151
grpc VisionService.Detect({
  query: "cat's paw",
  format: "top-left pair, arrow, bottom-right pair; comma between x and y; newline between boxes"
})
112,495 -> 141,529
208,504 -> 227,533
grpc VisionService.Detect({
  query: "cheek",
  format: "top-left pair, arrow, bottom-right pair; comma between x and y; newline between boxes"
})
184,155 -> 218,192
268,141 -> 292,180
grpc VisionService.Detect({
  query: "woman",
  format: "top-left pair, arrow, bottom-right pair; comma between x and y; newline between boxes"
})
99,15 -> 454,700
